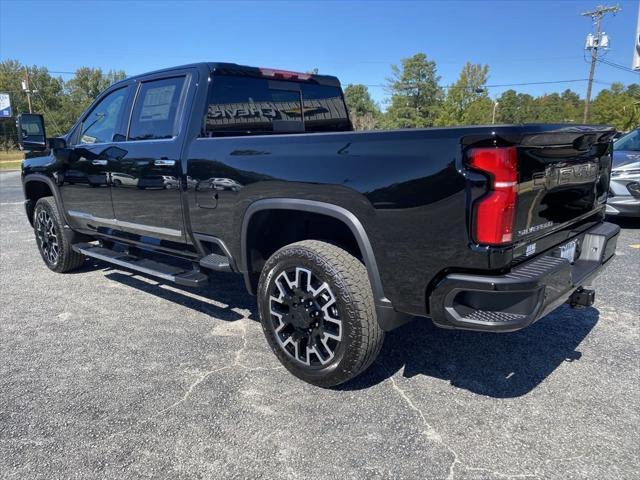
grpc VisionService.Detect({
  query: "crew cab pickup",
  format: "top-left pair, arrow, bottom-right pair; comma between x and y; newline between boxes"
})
17,62 -> 620,387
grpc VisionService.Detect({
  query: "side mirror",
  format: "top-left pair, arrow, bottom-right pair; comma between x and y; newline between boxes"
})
16,113 -> 47,151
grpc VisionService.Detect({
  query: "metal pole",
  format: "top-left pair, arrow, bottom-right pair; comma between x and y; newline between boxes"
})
583,16 -> 601,123
24,67 -> 32,114
492,101 -> 499,124
634,2 -> 640,70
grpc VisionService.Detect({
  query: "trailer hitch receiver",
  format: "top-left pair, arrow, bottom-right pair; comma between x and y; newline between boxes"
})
568,287 -> 595,308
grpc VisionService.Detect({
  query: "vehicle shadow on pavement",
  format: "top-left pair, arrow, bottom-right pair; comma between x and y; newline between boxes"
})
102,269 -> 258,322
344,305 -> 600,398
95,263 -> 599,398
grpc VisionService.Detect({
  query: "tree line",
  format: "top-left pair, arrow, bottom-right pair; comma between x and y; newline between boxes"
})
0,60 -> 126,149
344,53 -> 639,132
0,54 -> 638,151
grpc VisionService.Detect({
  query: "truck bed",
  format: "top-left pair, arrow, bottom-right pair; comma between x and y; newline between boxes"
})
185,124 -> 616,316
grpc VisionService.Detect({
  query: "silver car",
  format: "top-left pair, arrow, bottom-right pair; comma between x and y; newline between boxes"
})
607,128 -> 640,217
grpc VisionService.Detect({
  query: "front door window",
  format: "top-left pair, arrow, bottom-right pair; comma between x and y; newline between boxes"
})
79,87 -> 128,145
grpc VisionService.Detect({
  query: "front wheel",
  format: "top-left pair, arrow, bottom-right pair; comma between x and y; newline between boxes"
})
257,240 -> 384,387
33,197 -> 85,273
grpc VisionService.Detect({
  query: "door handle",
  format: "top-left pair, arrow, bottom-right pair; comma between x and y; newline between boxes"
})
154,159 -> 176,167
92,159 -> 108,166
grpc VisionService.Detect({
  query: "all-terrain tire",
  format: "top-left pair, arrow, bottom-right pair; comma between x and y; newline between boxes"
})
257,240 -> 384,387
33,196 -> 85,273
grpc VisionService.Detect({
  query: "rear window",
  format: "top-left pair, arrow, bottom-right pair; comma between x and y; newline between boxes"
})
203,75 -> 351,136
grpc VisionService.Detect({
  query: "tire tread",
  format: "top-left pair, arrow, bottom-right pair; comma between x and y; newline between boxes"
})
258,240 -> 384,387
34,197 -> 85,273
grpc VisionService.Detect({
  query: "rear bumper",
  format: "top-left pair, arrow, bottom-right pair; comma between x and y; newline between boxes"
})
429,222 -> 620,332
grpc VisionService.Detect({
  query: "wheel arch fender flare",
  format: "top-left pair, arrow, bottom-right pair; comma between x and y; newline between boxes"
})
23,174 -> 91,244
240,198 -> 410,331
23,174 -> 67,225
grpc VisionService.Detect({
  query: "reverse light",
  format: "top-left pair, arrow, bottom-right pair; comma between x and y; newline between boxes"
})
259,68 -> 311,81
469,147 -> 518,246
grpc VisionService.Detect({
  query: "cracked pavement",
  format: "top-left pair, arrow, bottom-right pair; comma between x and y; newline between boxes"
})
1,170 -> 639,479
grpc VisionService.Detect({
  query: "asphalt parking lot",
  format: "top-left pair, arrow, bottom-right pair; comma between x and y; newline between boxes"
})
0,169 -> 638,480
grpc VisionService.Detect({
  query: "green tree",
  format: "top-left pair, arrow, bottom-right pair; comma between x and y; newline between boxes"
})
343,84 -> 380,130
0,61 -> 127,143
533,93 -> 565,123
66,67 -> 126,103
591,83 -> 639,131
383,53 -> 443,128
0,60 -> 69,137
66,67 -> 126,125
464,96 -> 494,125
559,89 -> 582,123
496,90 -> 537,124
528,90 -> 581,124
495,89 -> 519,123
28,66 -> 70,136
436,62 -> 491,125
0,60 -> 29,121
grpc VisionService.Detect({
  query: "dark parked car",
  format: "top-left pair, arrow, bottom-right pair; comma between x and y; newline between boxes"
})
607,128 -> 640,217
17,62 -> 620,387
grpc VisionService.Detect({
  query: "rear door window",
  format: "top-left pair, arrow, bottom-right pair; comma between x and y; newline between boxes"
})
128,76 -> 185,141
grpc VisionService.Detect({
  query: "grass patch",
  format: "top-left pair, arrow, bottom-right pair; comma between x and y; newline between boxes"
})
0,151 -> 24,170
0,160 -> 22,170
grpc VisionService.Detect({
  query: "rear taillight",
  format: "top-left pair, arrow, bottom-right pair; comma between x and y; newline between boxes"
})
468,147 -> 518,246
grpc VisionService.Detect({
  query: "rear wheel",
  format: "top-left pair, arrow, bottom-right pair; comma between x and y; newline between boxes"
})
33,197 -> 85,273
257,240 -> 384,387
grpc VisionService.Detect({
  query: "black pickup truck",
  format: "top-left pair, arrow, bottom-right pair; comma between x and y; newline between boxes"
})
17,62 -> 620,387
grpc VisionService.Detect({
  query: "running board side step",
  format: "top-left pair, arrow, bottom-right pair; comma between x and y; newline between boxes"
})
199,253 -> 232,272
72,243 -> 208,287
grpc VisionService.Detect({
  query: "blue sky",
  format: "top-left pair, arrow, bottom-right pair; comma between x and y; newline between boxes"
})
0,0 -> 638,106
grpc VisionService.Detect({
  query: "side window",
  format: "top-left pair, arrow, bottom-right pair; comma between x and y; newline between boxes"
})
128,76 -> 185,141
204,76 -> 304,137
79,87 -> 128,144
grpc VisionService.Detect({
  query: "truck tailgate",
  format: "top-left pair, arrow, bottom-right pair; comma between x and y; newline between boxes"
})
513,127 -> 616,245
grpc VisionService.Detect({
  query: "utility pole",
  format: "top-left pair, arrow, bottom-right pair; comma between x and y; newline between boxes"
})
22,67 -> 33,114
582,4 -> 621,123
633,2 -> 640,70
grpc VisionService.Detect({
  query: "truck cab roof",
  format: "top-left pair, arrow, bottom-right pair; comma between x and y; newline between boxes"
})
116,62 -> 342,87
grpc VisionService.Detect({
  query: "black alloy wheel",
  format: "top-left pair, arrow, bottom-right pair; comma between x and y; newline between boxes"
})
257,240 -> 384,387
35,208 -> 59,265
33,197 -> 85,273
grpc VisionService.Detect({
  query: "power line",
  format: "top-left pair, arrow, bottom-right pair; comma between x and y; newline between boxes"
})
592,79 -> 620,86
597,57 -> 638,73
485,79 -> 590,88
362,78 -> 594,89
327,55 -> 586,66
